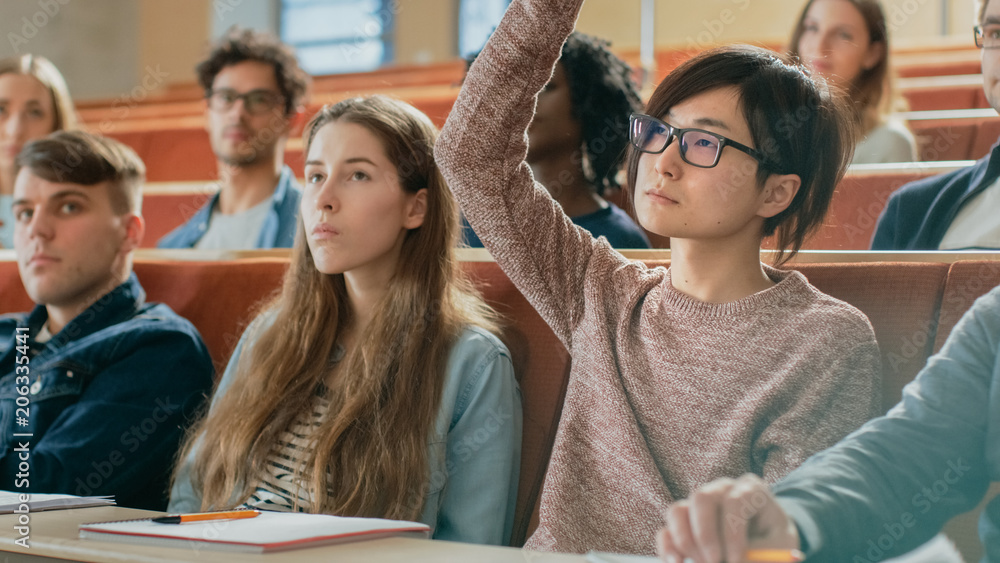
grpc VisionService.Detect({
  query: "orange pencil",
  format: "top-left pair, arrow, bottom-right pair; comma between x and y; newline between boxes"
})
746,548 -> 806,562
151,509 -> 261,524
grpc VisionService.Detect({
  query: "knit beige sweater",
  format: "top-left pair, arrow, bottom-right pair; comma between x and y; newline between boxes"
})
434,0 -> 882,555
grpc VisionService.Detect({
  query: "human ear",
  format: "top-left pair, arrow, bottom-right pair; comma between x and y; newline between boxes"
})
403,189 -> 428,229
757,174 -> 801,218
862,41 -> 885,71
120,214 -> 145,253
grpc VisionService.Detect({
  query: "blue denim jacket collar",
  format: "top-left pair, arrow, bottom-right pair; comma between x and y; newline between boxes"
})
18,273 -> 145,360
156,165 -> 302,249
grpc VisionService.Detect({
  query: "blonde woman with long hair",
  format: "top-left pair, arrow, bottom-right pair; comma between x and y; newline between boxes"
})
788,0 -> 917,164
169,95 -> 522,545
0,54 -> 77,248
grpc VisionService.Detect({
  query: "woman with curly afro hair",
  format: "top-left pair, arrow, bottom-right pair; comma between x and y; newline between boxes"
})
462,31 -> 650,249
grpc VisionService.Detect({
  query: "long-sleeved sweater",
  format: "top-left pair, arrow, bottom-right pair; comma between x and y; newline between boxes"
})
433,0 -> 882,554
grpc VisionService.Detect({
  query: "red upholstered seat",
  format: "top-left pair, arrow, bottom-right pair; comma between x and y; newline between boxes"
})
1,253 -> 993,552
795,262 -> 949,413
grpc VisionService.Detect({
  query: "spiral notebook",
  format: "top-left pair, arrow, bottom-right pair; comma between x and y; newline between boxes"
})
78,511 -> 431,553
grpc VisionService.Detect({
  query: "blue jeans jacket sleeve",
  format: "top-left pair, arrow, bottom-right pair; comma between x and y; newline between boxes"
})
0,292 -> 214,510
426,327 -> 522,545
774,288 -> 1000,561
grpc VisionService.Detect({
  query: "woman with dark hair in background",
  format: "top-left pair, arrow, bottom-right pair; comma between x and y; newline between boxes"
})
789,0 -> 917,163
0,54 -> 77,248
463,31 -> 650,249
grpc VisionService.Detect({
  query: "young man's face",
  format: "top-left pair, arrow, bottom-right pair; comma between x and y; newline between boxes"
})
11,169 -> 139,310
205,60 -> 291,167
983,0 -> 1000,111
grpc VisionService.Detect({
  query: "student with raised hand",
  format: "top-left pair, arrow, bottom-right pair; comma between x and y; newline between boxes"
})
462,31 -> 650,249
169,95 -> 522,546
789,0 -> 917,164
434,0 -> 881,555
655,287 -> 1000,562
0,55 -> 77,249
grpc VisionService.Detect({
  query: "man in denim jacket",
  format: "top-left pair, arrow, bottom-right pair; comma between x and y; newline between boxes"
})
0,131 -> 213,510
157,27 -> 308,250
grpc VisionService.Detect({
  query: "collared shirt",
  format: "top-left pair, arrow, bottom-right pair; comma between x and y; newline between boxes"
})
939,173 -> 1000,249
872,140 -> 1000,250
156,165 -> 302,249
0,274 -> 214,509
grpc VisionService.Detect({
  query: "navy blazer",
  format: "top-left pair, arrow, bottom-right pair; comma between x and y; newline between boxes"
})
871,141 -> 1000,250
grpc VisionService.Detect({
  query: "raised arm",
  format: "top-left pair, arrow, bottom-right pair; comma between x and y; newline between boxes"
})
434,0 -> 637,345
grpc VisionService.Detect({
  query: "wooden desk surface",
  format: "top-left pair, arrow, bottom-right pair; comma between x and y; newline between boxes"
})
0,506 -> 586,562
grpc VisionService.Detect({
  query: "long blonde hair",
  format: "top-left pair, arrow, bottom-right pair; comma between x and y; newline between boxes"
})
787,0 -> 904,136
174,95 -> 499,519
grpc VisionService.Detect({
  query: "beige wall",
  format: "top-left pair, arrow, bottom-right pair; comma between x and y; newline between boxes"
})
576,0 -> 981,52
0,0 -> 139,100
138,0 -> 212,93
395,0 -> 457,65
4,0 -> 976,101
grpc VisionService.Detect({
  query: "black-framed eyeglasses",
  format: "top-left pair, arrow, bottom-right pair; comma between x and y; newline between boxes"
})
975,25 -> 1000,48
206,88 -> 285,115
628,113 -> 780,171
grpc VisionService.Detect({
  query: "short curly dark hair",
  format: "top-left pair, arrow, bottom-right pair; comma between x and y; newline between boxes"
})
559,32 -> 643,194
466,32 -> 641,195
197,27 -> 310,116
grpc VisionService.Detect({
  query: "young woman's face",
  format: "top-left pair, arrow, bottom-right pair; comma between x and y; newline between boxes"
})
796,0 -> 882,90
633,86 -> 775,242
0,73 -> 57,171
301,120 -> 426,281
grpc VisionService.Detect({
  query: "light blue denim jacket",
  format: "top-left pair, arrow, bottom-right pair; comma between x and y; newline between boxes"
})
156,165 -> 302,249
0,194 -> 13,249
169,320 -> 522,546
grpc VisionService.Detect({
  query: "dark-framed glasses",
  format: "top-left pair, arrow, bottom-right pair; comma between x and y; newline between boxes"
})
975,25 -> 1000,48
207,88 -> 284,115
628,113 -> 779,171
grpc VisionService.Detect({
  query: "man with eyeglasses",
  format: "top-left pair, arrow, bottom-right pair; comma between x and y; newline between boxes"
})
871,1 -> 1000,251
157,27 -> 309,249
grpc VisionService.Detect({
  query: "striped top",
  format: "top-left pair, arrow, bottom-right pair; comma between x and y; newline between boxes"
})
244,393 -> 330,512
